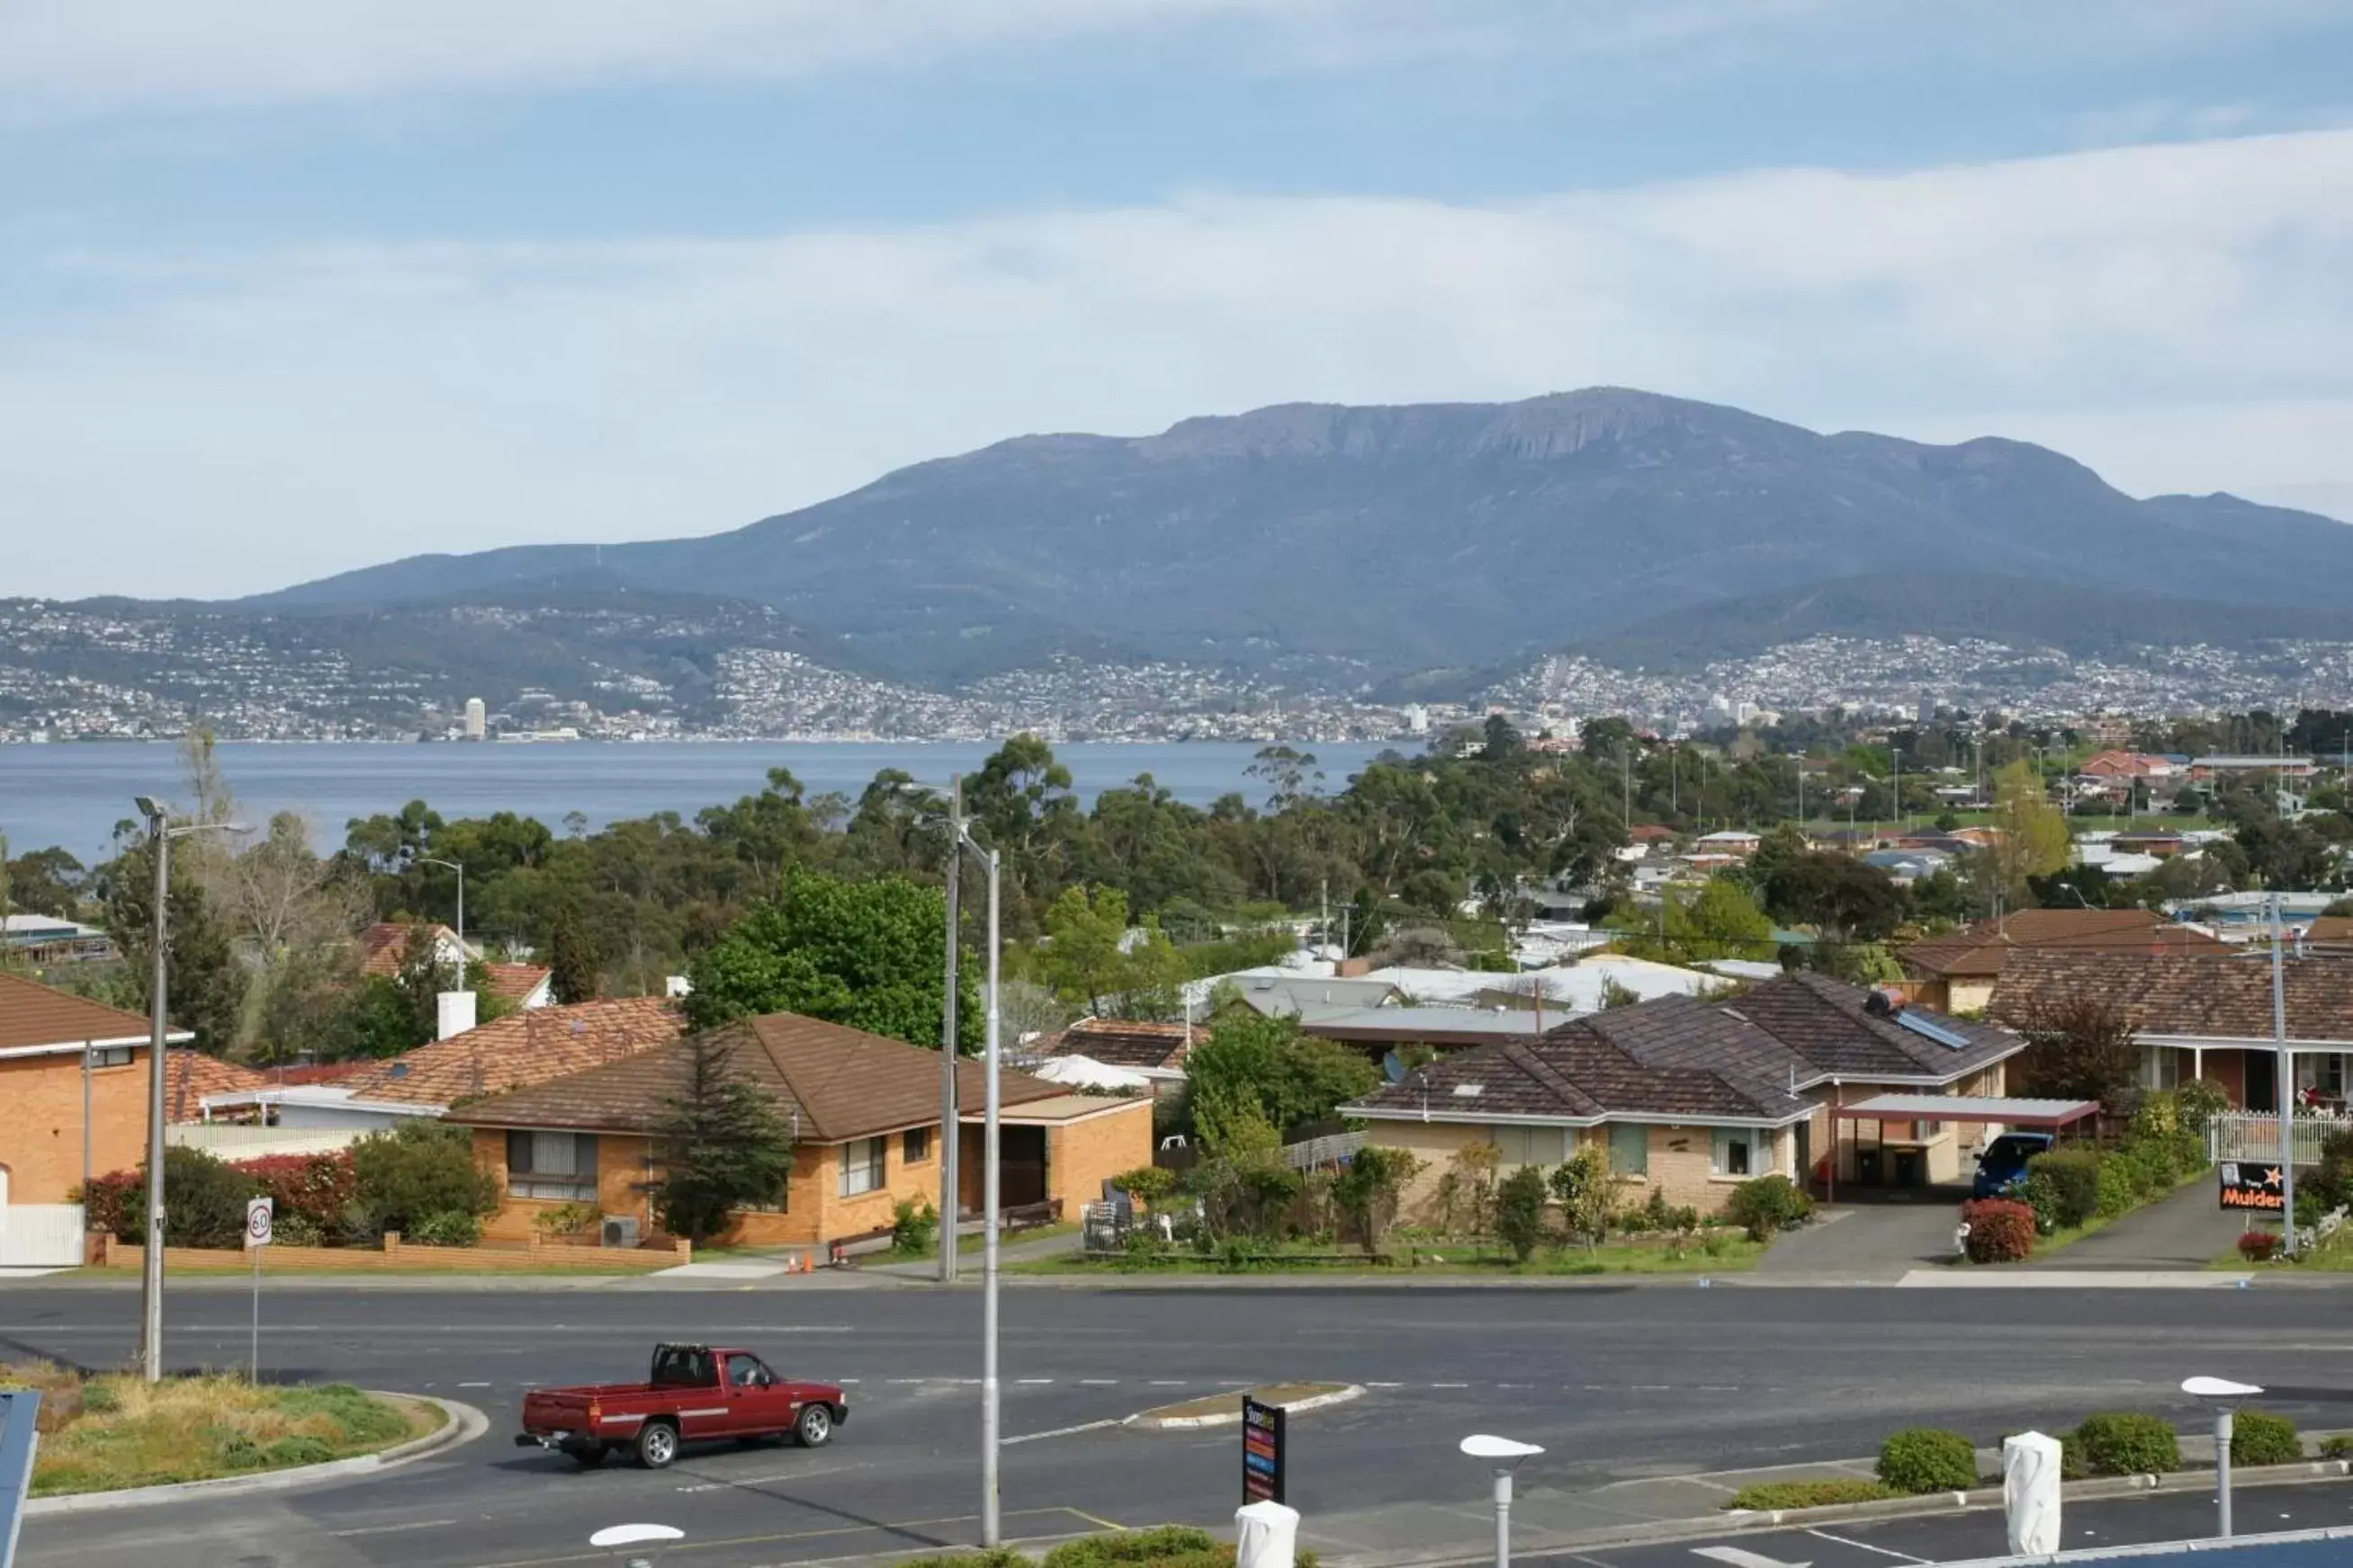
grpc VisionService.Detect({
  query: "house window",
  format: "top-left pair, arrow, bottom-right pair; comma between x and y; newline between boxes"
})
903,1126 -> 932,1164
1492,1126 -> 1565,1169
507,1130 -> 598,1201
1607,1124 -> 1648,1178
1711,1128 -> 1755,1179
87,1046 -> 134,1068
840,1137 -> 887,1197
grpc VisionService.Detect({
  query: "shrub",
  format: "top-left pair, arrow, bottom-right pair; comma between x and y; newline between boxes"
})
2231,1410 -> 2303,1467
2072,1412 -> 2180,1475
1961,1199 -> 2036,1263
262,1435 -> 336,1467
2026,1151 -> 2101,1229
1493,1167 -> 1550,1262
1724,1175 -> 1812,1241
232,1152 -> 358,1241
896,1553 -> 1038,1568
2014,1173 -> 2061,1235
407,1210 -> 482,1248
348,1122 -> 498,1240
532,1201 -> 601,1240
1725,1479 -> 1894,1511
1878,1428 -> 1980,1493
1111,1166 -> 1180,1206
2239,1230 -> 2283,1262
2094,1158 -> 2140,1220
1043,1527 -> 1224,1568
892,1198 -> 939,1257
2320,1434 -> 2353,1460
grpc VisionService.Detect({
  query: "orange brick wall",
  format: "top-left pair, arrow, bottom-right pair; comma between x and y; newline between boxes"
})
473,1129 -> 663,1242
0,1051 -> 151,1206
1372,1119 -> 1791,1223
1046,1100 -> 1155,1215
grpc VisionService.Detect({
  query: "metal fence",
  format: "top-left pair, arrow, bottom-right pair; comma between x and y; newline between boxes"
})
2209,1111 -> 2332,1167
1283,1130 -> 1367,1169
0,1204 -> 86,1268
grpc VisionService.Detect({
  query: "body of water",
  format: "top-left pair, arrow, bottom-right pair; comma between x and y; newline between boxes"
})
0,740 -> 1397,862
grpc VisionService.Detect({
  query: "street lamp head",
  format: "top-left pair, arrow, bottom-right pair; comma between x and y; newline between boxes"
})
2183,1376 -> 2263,1407
132,795 -> 164,820
1460,1434 -> 1545,1464
589,1524 -> 684,1549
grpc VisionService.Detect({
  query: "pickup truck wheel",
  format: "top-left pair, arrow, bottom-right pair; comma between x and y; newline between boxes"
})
634,1420 -> 681,1470
795,1402 -> 833,1448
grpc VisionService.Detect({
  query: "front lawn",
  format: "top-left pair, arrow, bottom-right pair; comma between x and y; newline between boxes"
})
4,1365 -> 431,1497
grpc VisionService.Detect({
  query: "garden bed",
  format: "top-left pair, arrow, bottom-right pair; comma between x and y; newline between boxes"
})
2,1364 -> 433,1497
1024,1237 -> 1764,1277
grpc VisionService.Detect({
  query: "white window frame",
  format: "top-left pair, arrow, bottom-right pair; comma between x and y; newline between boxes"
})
840,1136 -> 887,1197
1710,1127 -> 1759,1180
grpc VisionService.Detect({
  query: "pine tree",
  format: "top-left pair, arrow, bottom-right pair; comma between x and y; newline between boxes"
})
546,901 -> 599,1005
652,1030 -> 796,1243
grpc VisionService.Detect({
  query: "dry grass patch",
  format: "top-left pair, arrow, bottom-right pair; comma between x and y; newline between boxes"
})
0,1362 -> 426,1497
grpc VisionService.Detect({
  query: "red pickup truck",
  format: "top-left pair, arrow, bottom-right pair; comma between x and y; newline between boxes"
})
516,1343 -> 847,1470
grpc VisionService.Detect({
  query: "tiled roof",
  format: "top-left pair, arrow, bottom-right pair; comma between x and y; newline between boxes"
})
0,970 -> 186,1054
445,1011 -> 1067,1142
357,921 -> 460,977
1993,949 -> 2353,1042
1344,972 -> 2018,1125
2301,916 -> 2353,948
1043,1018 -> 1193,1071
339,997 -> 685,1108
168,1051 -> 272,1122
1900,910 -> 2223,980
480,963 -> 552,1005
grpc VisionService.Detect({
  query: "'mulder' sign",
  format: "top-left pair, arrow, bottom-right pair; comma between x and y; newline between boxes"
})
2220,1161 -> 2286,1213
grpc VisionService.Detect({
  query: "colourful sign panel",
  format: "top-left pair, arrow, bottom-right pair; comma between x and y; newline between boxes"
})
2220,1161 -> 2286,1213
1242,1395 -> 1286,1505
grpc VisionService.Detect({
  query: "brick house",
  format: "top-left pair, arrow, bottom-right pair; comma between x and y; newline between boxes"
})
357,920 -> 553,1009
1343,972 -> 2024,1215
0,971 -> 270,1206
444,1011 -> 1154,1249
1899,909 -> 2227,1014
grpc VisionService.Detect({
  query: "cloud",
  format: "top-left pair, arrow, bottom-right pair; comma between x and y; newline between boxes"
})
5,130 -> 2352,598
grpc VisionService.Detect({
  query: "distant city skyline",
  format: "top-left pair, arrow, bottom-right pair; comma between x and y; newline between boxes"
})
6,1 -> 2352,599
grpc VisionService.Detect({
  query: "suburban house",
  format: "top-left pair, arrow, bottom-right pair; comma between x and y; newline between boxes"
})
1342,972 -> 2025,1214
2187,756 -> 2315,787
1,913 -> 115,965
0,970 -> 228,1206
1898,909 -> 2227,1014
1693,829 -> 1761,856
356,920 -> 553,1010
197,997 -> 686,1130
443,1011 -> 1154,1250
1994,948 -> 2353,1109
1202,972 -> 1408,1024
1033,1017 -> 1195,1098
2078,750 -> 2180,784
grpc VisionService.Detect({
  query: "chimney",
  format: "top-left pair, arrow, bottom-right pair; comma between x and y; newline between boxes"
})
436,989 -> 478,1041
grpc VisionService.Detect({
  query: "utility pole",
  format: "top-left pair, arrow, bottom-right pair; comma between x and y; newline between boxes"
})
980,839 -> 1003,1546
939,778 -> 962,1285
139,802 -> 170,1384
2273,891 -> 2296,1255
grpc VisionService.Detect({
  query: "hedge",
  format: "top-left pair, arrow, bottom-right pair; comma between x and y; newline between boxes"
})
1725,1479 -> 1894,1510
2073,1413 -> 2179,1476
1877,1428 -> 1979,1493
2231,1410 -> 2303,1467
1961,1199 -> 2035,1263
2024,1151 -> 2100,1229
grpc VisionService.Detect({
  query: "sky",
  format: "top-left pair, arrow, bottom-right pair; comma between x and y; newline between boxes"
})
6,0 -> 2353,601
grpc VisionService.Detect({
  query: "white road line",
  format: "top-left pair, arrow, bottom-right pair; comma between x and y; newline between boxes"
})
1805,1529 -> 1930,1563
839,1378 -> 860,1384
330,1520 -> 457,1537
1632,1384 -> 1671,1391
1001,1418 -> 1126,1447
1497,1383 -> 1531,1390
1693,1546 -> 1810,1568
1367,1382 -> 1405,1389
457,1382 -> 492,1388
1019,1378 -> 1055,1385
1079,1378 -> 1118,1386
1149,1380 -> 1186,1386
888,1378 -> 924,1384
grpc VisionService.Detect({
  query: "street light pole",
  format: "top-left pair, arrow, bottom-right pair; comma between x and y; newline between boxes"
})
1460,1435 -> 1543,1568
978,838 -> 1002,1546
2272,892 -> 2295,1254
2185,1377 -> 2262,1538
418,857 -> 465,963
939,779 -> 962,1286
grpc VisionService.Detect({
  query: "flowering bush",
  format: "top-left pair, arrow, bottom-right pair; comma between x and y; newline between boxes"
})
232,1153 -> 358,1242
1960,1198 -> 2035,1263
2238,1229 -> 2282,1262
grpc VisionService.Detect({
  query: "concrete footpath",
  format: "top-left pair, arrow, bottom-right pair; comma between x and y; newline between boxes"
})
1302,1434 -> 2353,1566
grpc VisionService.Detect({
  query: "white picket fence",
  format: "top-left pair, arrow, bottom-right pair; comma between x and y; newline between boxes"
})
2209,1111 -> 2331,1167
0,1204 -> 87,1268
1283,1130 -> 1367,1170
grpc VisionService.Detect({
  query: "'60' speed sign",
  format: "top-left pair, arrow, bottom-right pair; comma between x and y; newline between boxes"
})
245,1196 -> 274,1250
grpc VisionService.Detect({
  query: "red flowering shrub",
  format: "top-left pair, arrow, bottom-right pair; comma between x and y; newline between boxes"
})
2238,1230 -> 2282,1262
76,1169 -> 144,1240
232,1152 -> 358,1243
1961,1198 -> 2036,1263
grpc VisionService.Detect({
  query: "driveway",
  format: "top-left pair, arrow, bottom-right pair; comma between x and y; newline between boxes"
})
1757,1191 -> 1967,1279
2030,1173 -> 2241,1269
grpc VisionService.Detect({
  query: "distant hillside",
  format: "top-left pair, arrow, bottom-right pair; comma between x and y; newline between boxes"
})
241,389 -> 2353,682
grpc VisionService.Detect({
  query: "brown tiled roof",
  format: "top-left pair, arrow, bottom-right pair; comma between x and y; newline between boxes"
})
480,963 -> 552,1005
1900,909 -> 2223,981
0,970 -> 187,1054
445,1011 -> 1067,1142
2301,916 -> 2353,948
339,997 -> 684,1108
1993,949 -> 2353,1042
1346,972 -> 2019,1125
1044,1017 -> 1194,1071
169,1051 -> 272,1122
357,921 -> 460,977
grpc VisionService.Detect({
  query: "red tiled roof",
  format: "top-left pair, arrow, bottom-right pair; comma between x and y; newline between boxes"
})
168,1050 -> 273,1122
0,970 -> 186,1054
338,997 -> 685,1109
445,1011 -> 1065,1142
356,921 -> 460,977
1900,910 -> 2223,981
1993,949 -> 2353,1041
481,963 -> 552,1005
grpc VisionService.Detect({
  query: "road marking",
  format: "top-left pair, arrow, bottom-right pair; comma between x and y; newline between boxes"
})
1019,1378 -> 1055,1384
1693,1546 -> 1811,1568
1804,1530 -> 1928,1563
1080,1378 -> 1119,1385
1150,1380 -> 1186,1386
1367,1381 -> 1405,1389
331,1519 -> 457,1537
888,1378 -> 925,1384
458,1381 -> 493,1388
1432,1382 -> 1469,1389
473,1505 -> 1103,1566
1497,1383 -> 1531,1390
1002,1417 -> 1128,1446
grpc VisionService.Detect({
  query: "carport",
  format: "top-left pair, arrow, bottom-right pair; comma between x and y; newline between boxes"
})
1826,1094 -> 2099,1202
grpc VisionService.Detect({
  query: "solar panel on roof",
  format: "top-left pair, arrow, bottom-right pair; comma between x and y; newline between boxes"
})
1895,1009 -> 1972,1050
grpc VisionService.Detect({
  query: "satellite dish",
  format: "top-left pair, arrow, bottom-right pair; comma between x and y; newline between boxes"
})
590,1524 -> 686,1548
1459,1434 -> 1545,1461
1382,1050 -> 1406,1084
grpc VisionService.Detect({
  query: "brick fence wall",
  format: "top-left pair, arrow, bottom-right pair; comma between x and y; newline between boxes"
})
93,1232 -> 691,1271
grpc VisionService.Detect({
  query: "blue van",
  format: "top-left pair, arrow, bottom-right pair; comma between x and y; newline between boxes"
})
1971,1132 -> 2057,1198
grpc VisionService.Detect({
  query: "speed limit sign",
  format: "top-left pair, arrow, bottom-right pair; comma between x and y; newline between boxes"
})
245,1196 -> 274,1250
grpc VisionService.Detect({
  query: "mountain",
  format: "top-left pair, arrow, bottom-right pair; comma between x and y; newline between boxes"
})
244,389 -> 2353,682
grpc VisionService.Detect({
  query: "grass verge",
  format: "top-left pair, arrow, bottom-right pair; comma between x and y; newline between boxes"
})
1137,1382 -> 1348,1423
1011,1239 -> 1765,1277
1726,1478 -> 1896,1510
1,1364 -> 429,1497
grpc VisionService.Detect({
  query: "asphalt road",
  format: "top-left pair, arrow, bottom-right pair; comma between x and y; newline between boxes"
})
9,1282 -> 2353,1568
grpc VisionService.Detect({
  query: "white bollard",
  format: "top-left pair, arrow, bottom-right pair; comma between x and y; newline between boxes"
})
2003,1431 -> 2062,1556
1235,1500 -> 1300,1568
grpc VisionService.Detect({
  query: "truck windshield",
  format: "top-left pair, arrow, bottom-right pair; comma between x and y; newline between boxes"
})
652,1347 -> 717,1387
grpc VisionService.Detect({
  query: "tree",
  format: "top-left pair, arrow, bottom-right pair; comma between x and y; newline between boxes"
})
652,1029 -> 797,1243
103,833 -> 247,1059
2011,995 -> 2142,1111
1988,760 -> 2070,898
4,844 -> 87,919
1493,1165 -> 1549,1262
546,900 -> 601,1005
1549,1144 -> 1620,1250
347,1121 -> 499,1239
687,867 -> 981,1049
1038,884 -> 1135,1015
1182,1012 -> 1379,1141
1761,850 -> 1905,941
1332,1145 -> 1422,1254
1622,876 -> 1774,963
